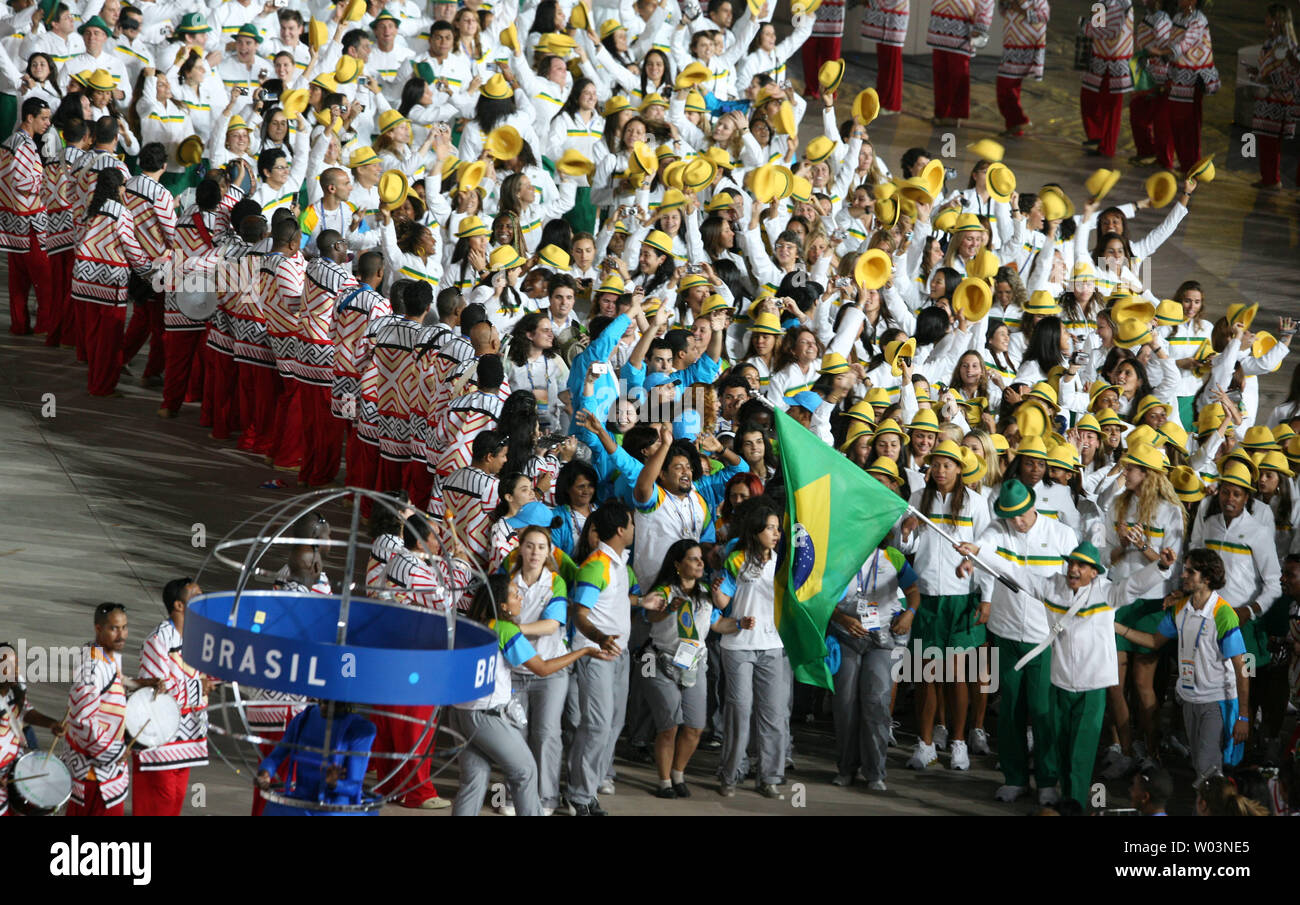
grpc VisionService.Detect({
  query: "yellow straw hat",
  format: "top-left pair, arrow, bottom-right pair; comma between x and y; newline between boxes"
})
986,163 -> 1016,203
455,216 -> 491,238
378,169 -> 409,210
866,456 -> 902,483
921,159 -> 945,198
852,88 -> 879,126
683,157 -> 717,192
555,149 -> 595,177
482,72 -> 513,99
674,61 -> 711,89
966,248 -> 1000,280
177,134 -> 204,167
1023,290 -> 1061,316
1188,155 -> 1215,183
1085,167 -> 1121,202
818,59 -> 845,94
854,249 -> 893,290
1113,318 -> 1154,349
804,136 -> 836,165
1226,303 -> 1258,329
953,277 -> 993,321
489,244 -> 526,271
537,244 -> 571,270
1217,459 -> 1254,492
485,125 -> 524,160
1169,465 -> 1207,503
967,138 -> 1005,162
643,229 -> 674,254
886,337 -> 917,377
377,109 -> 409,135
1120,441 -> 1168,473
772,101 -> 797,137
1146,171 -> 1178,208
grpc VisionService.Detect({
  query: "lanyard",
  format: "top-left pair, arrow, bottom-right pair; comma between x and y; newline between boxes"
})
1179,601 -> 1211,657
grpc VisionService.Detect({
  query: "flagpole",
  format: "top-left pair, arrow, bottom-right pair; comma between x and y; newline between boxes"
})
904,506 -> 1025,595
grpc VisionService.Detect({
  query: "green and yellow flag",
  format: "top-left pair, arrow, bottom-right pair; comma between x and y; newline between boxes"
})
773,407 -> 910,688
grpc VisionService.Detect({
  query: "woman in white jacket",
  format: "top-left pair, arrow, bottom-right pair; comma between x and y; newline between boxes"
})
736,13 -> 815,87
136,69 -> 194,192
897,439 -> 992,772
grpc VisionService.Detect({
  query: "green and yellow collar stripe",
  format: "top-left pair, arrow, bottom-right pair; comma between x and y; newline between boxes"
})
116,46 -> 150,63
182,101 -> 211,110
996,548 -> 1065,566
399,266 -> 436,281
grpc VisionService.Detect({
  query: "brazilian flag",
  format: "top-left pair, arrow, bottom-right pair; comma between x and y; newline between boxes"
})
773,408 -> 911,689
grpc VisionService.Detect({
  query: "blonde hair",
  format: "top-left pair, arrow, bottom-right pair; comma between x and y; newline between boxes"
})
964,429 -> 1004,488
1115,467 -> 1184,535
938,421 -> 964,445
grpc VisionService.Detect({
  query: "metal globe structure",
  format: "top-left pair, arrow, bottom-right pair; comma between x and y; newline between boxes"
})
184,487 -> 499,814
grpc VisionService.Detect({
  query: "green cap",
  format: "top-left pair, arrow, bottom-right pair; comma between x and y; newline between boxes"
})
1064,541 -> 1106,575
78,14 -> 112,36
370,8 -> 401,28
993,478 -> 1035,519
235,23 -> 262,43
414,61 -> 435,85
176,12 -> 211,34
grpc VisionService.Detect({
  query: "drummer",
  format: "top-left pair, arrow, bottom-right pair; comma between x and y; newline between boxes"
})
63,604 -> 162,817
1,641 -> 64,816
134,579 -> 219,817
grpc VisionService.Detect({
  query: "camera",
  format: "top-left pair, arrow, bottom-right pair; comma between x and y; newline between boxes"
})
591,362 -> 609,375
257,89 -> 278,104
683,263 -> 702,275
236,87 -> 249,96
835,276 -> 855,291
539,431 -> 567,448
680,0 -> 702,21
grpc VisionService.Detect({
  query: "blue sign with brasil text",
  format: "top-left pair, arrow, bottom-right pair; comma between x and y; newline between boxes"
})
182,591 -> 500,706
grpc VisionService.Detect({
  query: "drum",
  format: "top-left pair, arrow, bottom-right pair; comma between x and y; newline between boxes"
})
124,688 -> 181,749
10,751 -> 73,816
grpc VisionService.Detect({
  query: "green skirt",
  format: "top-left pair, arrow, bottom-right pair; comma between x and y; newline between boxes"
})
1177,395 -> 1196,433
1115,597 -> 1165,654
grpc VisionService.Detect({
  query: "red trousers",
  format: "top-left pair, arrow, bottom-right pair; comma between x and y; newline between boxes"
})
45,250 -> 73,347
1129,90 -> 1174,161
299,383 -> 346,486
877,44 -> 903,112
996,76 -> 1029,130
65,779 -> 125,817
131,760 -> 190,816
236,362 -> 278,454
269,374 -> 305,468
206,348 -> 240,439
162,330 -> 204,413
85,304 -> 128,396
7,232 -> 51,336
799,36 -> 842,98
123,294 -> 165,379
1258,134 -> 1283,185
1081,81 -> 1125,157
370,704 -> 440,806
1167,90 -> 1203,174
933,50 -> 970,120
345,426 -> 378,489
405,460 -> 434,511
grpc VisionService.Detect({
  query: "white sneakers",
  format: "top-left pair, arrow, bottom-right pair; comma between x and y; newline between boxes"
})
598,780 -> 616,795
949,739 -> 970,771
994,784 -> 1026,802
933,724 -> 950,751
1037,787 -> 1060,806
969,727 -> 991,755
907,741 -> 938,770
868,780 -> 888,791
